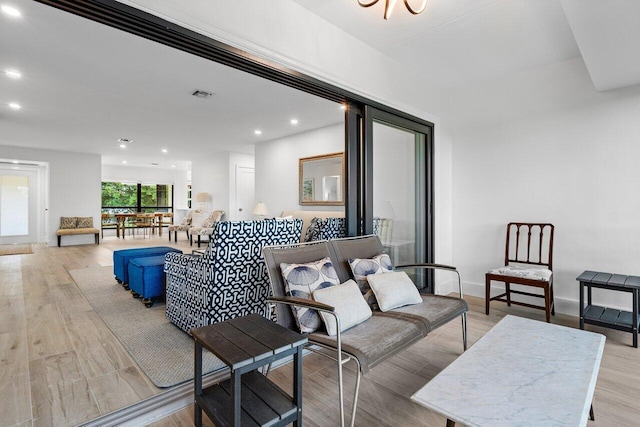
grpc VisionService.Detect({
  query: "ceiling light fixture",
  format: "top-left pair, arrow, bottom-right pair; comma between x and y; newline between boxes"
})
119,144 -> 126,148
171,165 -> 176,168
8,102 -> 21,110
254,130 -> 262,135
162,149 -> 168,153
118,138 -> 133,143
1,5 -> 21,17
290,119 -> 299,125
192,90 -> 213,98
358,0 -> 427,20
4,69 -> 21,79
122,160 -> 127,164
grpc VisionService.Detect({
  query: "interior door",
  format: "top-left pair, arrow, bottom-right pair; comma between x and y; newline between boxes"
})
234,166 -> 255,221
0,168 -> 38,244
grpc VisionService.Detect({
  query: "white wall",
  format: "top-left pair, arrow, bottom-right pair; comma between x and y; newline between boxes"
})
255,124 -> 344,216
191,151 -> 254,220
448,56 -> 640,314
102,164 -> 189,209
0,145 -> 101,246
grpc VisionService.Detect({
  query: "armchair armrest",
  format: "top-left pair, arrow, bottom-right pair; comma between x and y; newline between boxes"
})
268,295 -> 335,313
395,263 -> 464,298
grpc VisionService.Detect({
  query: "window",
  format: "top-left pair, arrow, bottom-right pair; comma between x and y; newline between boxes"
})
102,182 -> 173,213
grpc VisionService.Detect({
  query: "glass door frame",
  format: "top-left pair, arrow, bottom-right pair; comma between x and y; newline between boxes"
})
357,106 -> 435,292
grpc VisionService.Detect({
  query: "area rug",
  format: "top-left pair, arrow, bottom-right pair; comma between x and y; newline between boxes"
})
69,266 -> 226,388
0,243 -> 33,256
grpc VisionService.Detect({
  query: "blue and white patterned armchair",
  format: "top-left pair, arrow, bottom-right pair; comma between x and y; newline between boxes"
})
304,217 -> 346,241
164,218 -> 303,333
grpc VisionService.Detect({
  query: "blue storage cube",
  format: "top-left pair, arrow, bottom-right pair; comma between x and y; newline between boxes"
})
128,255 -> 167,306
113,246 -> 182,286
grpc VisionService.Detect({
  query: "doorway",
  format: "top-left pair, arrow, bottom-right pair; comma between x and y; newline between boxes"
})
0,163 -> 45,244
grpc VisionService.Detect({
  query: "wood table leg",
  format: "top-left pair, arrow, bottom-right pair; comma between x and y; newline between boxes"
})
446,419 -> 456,427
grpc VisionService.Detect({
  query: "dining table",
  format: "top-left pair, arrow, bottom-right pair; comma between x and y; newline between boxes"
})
114,212 -> 164,238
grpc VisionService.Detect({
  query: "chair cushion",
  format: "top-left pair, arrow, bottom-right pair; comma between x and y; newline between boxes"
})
367,271 -> 422,312
489,265 -> 552,282
313,279 -> 372,336
280,257 -> 340,333
378,295 -> 469,332
348,253 -> 393,307
308,314 -> 424,374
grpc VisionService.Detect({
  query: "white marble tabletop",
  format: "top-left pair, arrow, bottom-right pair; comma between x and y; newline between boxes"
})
411,315 -> 606,427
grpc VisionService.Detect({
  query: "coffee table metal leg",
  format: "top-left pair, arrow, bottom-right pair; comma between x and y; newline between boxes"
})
590,403 -> 595,421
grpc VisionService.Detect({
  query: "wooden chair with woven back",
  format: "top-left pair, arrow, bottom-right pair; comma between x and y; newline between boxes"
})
485,222 -> 555,322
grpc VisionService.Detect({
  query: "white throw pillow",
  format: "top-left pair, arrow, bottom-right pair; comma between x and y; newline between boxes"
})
367,271 -> 422,312
313,280 -> 372,336
280,257 -> 340,333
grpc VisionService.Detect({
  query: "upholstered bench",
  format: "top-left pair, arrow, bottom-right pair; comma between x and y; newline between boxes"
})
56,216 -> 99,247
113,246 -> 182,289
128,255 -> 167,307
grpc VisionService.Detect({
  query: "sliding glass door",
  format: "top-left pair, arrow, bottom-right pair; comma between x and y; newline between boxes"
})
361,107 -> 434,291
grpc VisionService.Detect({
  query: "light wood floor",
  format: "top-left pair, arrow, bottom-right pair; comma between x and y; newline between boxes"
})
2,233 -> 640,426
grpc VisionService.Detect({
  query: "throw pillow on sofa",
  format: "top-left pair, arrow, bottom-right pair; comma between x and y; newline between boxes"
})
348,253 -> 393,308
60,217 -> 77,229
367,271 -> 422,312
313,279 -> 372,336
76,217 -> 93,228
280,257 -> 340,333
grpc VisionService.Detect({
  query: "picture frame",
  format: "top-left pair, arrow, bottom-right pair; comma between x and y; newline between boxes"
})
302,178 -> 314,202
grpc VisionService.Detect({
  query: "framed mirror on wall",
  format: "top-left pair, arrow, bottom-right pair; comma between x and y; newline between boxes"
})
299,152 -> 345,205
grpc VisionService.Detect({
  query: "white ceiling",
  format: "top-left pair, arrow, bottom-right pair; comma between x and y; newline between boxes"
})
293,0 -> 640,91
3,1 -> 640,171
0,0 -> 343,170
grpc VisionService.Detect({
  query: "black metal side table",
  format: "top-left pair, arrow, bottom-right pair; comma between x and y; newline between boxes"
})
191,314 -> 307,427
577,270 -> 640,348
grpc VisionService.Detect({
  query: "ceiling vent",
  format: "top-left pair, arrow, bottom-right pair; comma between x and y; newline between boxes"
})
117,138 -> 133,143
192,90 -> 213,98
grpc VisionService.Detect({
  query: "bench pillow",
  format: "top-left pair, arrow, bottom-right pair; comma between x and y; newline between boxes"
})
76,217 -> 93,228
280,257 -> 340,333
60,217 -> 78,229
348,253 -> 393,307
367,271 -> 422,312
313,279 -> 372,336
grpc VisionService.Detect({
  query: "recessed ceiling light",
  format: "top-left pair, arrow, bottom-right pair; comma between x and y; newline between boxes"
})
254,130 -> 262,135
122,160 -> 127,164
119,144 -> 126,149
171,165 -> 176,168
162,149 -> 168,153
4,69 -> 21,79
151,162 -> 159,166
8,102 -> 21,110
290,119 -> 299,125
1,5 -> 21,17
12,160 -> 19,164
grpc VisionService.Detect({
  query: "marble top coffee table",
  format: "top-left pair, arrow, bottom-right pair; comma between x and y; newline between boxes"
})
411,315 -> 605,427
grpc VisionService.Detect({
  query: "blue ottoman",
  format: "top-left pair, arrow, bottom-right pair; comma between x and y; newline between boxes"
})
113,246 -> 182,288
128,255 -> 167,307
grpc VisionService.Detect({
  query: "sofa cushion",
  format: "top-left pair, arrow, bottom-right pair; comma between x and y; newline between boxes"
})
280,257 -> 340,333
348,253 -> 393,307
367,271 -> 422,312
60,216 -> 77,229
76,217 -> 93,228
313,279 -> 372,336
